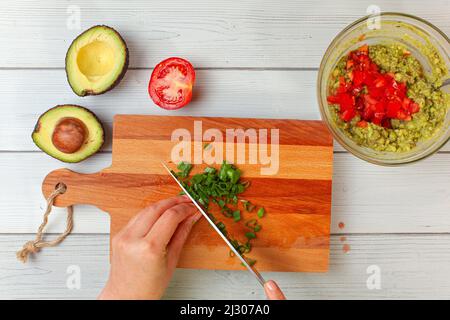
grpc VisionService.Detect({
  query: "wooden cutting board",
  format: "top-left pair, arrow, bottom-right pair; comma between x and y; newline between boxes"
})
42,115 -> 333,272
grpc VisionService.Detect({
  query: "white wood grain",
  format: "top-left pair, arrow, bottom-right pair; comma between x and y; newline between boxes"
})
0,1 -> 448,68
0,69 -> 448,152
1,152 -> 449,234
2,234 -> 450,299
0,68 -> 318,152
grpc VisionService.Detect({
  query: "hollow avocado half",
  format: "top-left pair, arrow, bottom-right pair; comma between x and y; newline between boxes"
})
32,105 -> 104,163
65,25 -> 129,96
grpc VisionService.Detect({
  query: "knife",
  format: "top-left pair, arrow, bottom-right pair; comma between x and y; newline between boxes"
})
161,162 -> 266,287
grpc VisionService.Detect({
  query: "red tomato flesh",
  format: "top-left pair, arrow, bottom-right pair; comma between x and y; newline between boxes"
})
148,57 -> 195,110
327,45 -> 420,127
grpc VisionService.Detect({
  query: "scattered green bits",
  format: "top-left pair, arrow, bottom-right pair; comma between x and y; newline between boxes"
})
233,210 -> 241,222
177,161 -> 193,178
241,200 -> 255,212
204,166 -> 216,174
245,232 -> 256,240
257,207 -> 265,218
173,161 -> 267,267
245,219 -> 258,229
241,258 -> 256,267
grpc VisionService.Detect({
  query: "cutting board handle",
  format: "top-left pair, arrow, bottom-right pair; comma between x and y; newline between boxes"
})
42,168 -> 106,209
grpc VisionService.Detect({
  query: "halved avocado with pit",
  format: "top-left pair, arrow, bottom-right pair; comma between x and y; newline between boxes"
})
65,25 -> 129,96
32,105 -> 104,163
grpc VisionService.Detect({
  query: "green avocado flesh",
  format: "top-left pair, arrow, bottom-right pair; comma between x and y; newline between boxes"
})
32,105 -> 104,163
65,25 -> 129,96
329,44 -> 449,153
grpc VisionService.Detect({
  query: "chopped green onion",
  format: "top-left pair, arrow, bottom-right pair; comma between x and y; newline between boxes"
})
245,219 -> 258,229
217,222 -> 226,230
173,161 -> 266,268
233,210 -> 241,222
257,207 -> 265,218
241,257 -> 256,267
177,161 -> 193,178
246,258 -> 257,266
245,232 -> 256,240
241,200 -> 255,212
221,207 -> 233,218
241,181 -> 251,188
204,167 -> 216,174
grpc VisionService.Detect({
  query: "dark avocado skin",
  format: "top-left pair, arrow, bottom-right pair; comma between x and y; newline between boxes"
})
65,25 -> 129,97
32,104 -> 105,163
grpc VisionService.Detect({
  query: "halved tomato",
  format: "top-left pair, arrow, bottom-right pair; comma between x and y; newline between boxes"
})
148,57 -> 196,110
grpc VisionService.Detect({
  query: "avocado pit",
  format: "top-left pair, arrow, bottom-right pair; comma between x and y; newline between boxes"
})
52,118 -> 87,154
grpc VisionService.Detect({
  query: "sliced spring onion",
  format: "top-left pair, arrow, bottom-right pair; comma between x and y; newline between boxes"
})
245,232 -> 256,240
174,161 -> 266,266
204,166 -> 216,174
233,210 -> 241,222
241,200 -> 255,212
177,161 -> 193,178
221,207 -> 233,218
245,219 -> 258,229
257,207 -> 265,218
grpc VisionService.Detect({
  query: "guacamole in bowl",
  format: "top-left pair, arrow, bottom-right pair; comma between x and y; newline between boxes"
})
318,13 -> 450,165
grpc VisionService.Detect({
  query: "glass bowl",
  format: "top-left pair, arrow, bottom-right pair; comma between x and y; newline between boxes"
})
317,12 -> 450,165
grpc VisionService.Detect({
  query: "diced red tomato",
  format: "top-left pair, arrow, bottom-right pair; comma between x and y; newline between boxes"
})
346,60 -> 354,69
352,70 -> 365,86
409,102 -> 420,114
341,109 -> 356,122
356,120 -> 368,128
373,75 -> 386,88
358,44 -> 369,54
327,45 -> 420,126
386,100 -> 402,118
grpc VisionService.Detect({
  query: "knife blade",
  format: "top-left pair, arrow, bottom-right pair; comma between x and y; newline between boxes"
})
161,162 -> 266,287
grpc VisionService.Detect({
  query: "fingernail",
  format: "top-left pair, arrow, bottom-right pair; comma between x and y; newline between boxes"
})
265,280 -> 279,292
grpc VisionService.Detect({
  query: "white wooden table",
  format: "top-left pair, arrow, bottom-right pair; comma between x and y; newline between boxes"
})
1,0 -> 449,300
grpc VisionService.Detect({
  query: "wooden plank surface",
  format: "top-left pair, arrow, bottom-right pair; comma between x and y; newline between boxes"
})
1,152 -> 449,235
0,69 -> 448,152
0,0 -> 448,68
41,115 -> 333,272
3,234 -> 450,299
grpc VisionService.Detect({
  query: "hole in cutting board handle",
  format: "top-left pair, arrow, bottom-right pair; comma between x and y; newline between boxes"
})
55,182 -> 67,194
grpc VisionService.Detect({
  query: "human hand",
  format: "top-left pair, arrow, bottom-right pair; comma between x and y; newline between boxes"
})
264,280 -> 286,300
98,195 -> 201,300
